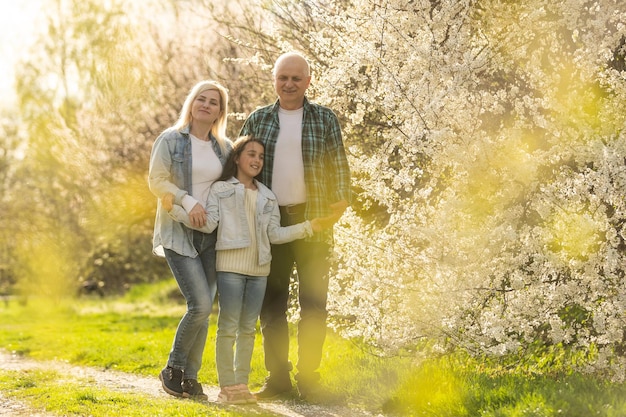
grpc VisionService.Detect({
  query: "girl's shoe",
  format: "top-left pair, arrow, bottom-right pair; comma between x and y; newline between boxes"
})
233,383 -> 257,404
217,385 -> 248,405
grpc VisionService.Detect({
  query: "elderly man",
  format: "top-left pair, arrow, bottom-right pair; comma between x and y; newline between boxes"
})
239,51 -> 351,400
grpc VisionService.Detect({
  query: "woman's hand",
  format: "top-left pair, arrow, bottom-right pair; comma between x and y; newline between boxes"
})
189,203 -> 207,228
161,193 -> 174,211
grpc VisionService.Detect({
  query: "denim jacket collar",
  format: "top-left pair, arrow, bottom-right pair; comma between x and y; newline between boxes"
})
224,177 -> 275,202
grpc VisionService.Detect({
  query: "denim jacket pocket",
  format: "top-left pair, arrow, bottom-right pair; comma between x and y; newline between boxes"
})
169,152 -> 186,188
216,188 -> 237,212
262,199 -> 275,214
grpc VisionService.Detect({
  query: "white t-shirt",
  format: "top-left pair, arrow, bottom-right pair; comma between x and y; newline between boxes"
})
182,134 -> 222,212
272,107 -> 306,205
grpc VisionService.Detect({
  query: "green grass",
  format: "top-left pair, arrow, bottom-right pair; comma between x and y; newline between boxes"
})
0,369 -> 267,416
1,279 -> 626,416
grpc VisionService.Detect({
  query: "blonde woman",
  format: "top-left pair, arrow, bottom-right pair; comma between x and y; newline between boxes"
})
148,80 -> 232,400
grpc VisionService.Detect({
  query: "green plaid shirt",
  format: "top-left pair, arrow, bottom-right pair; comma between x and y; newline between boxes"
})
239,98 -> 351,243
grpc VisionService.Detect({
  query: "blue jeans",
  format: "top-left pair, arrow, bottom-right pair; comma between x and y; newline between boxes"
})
215,271 -> 267,387
164,230 -> 217,380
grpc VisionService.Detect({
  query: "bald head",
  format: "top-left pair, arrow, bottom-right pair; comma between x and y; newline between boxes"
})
273,52 -> 311,77
272,52 -> 312,110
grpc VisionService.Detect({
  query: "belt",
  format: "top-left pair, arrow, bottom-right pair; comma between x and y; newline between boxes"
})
279,203 -> 306,226
279,203 -> 306,216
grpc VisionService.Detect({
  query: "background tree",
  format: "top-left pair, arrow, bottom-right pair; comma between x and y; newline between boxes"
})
329,0 -> 626,379
2,0 -> 274,296
0,108 -> 24,298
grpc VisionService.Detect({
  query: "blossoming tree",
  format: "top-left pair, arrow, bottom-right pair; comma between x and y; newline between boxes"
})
247,0 -> 626,378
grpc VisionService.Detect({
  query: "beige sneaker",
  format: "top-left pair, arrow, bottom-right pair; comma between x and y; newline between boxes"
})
232,384 -> 257,404
217,385 -> 248,405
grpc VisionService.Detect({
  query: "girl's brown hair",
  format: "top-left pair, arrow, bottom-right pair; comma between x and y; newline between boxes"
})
218,135 -> 265,181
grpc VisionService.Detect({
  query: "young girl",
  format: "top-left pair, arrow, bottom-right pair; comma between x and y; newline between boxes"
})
162,136 -> 330,404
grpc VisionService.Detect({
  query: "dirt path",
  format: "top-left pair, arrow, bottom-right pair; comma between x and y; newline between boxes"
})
0,351 -> 380,417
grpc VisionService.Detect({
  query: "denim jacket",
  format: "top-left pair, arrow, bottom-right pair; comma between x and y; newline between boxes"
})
148,125 -> 231,257
169,177 -> 313,266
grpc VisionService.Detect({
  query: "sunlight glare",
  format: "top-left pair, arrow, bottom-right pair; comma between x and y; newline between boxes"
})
543,207 -> 603,262
0,0 -> 45,106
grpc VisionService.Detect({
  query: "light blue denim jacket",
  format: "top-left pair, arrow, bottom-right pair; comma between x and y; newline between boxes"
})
148,125 -> 231,257
169,177 -> 313,266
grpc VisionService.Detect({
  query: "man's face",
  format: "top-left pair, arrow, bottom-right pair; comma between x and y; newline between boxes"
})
273,56 -> 311,109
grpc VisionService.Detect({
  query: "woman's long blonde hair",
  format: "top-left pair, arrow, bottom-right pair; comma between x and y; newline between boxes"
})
174,80 -> 230,154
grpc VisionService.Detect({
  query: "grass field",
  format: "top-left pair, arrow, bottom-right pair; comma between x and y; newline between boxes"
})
1,279 -> 625,416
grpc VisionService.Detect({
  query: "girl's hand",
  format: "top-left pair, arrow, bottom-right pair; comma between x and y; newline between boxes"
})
310,216 -> 335,232
161,193 -> 174,211
310,200 -> 349,232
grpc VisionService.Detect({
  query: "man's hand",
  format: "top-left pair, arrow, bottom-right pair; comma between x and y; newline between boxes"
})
310,200 -> 349,232
328,199 -> 349,224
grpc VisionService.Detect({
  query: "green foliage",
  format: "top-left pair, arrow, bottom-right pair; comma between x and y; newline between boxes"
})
78,227 -> 170,295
